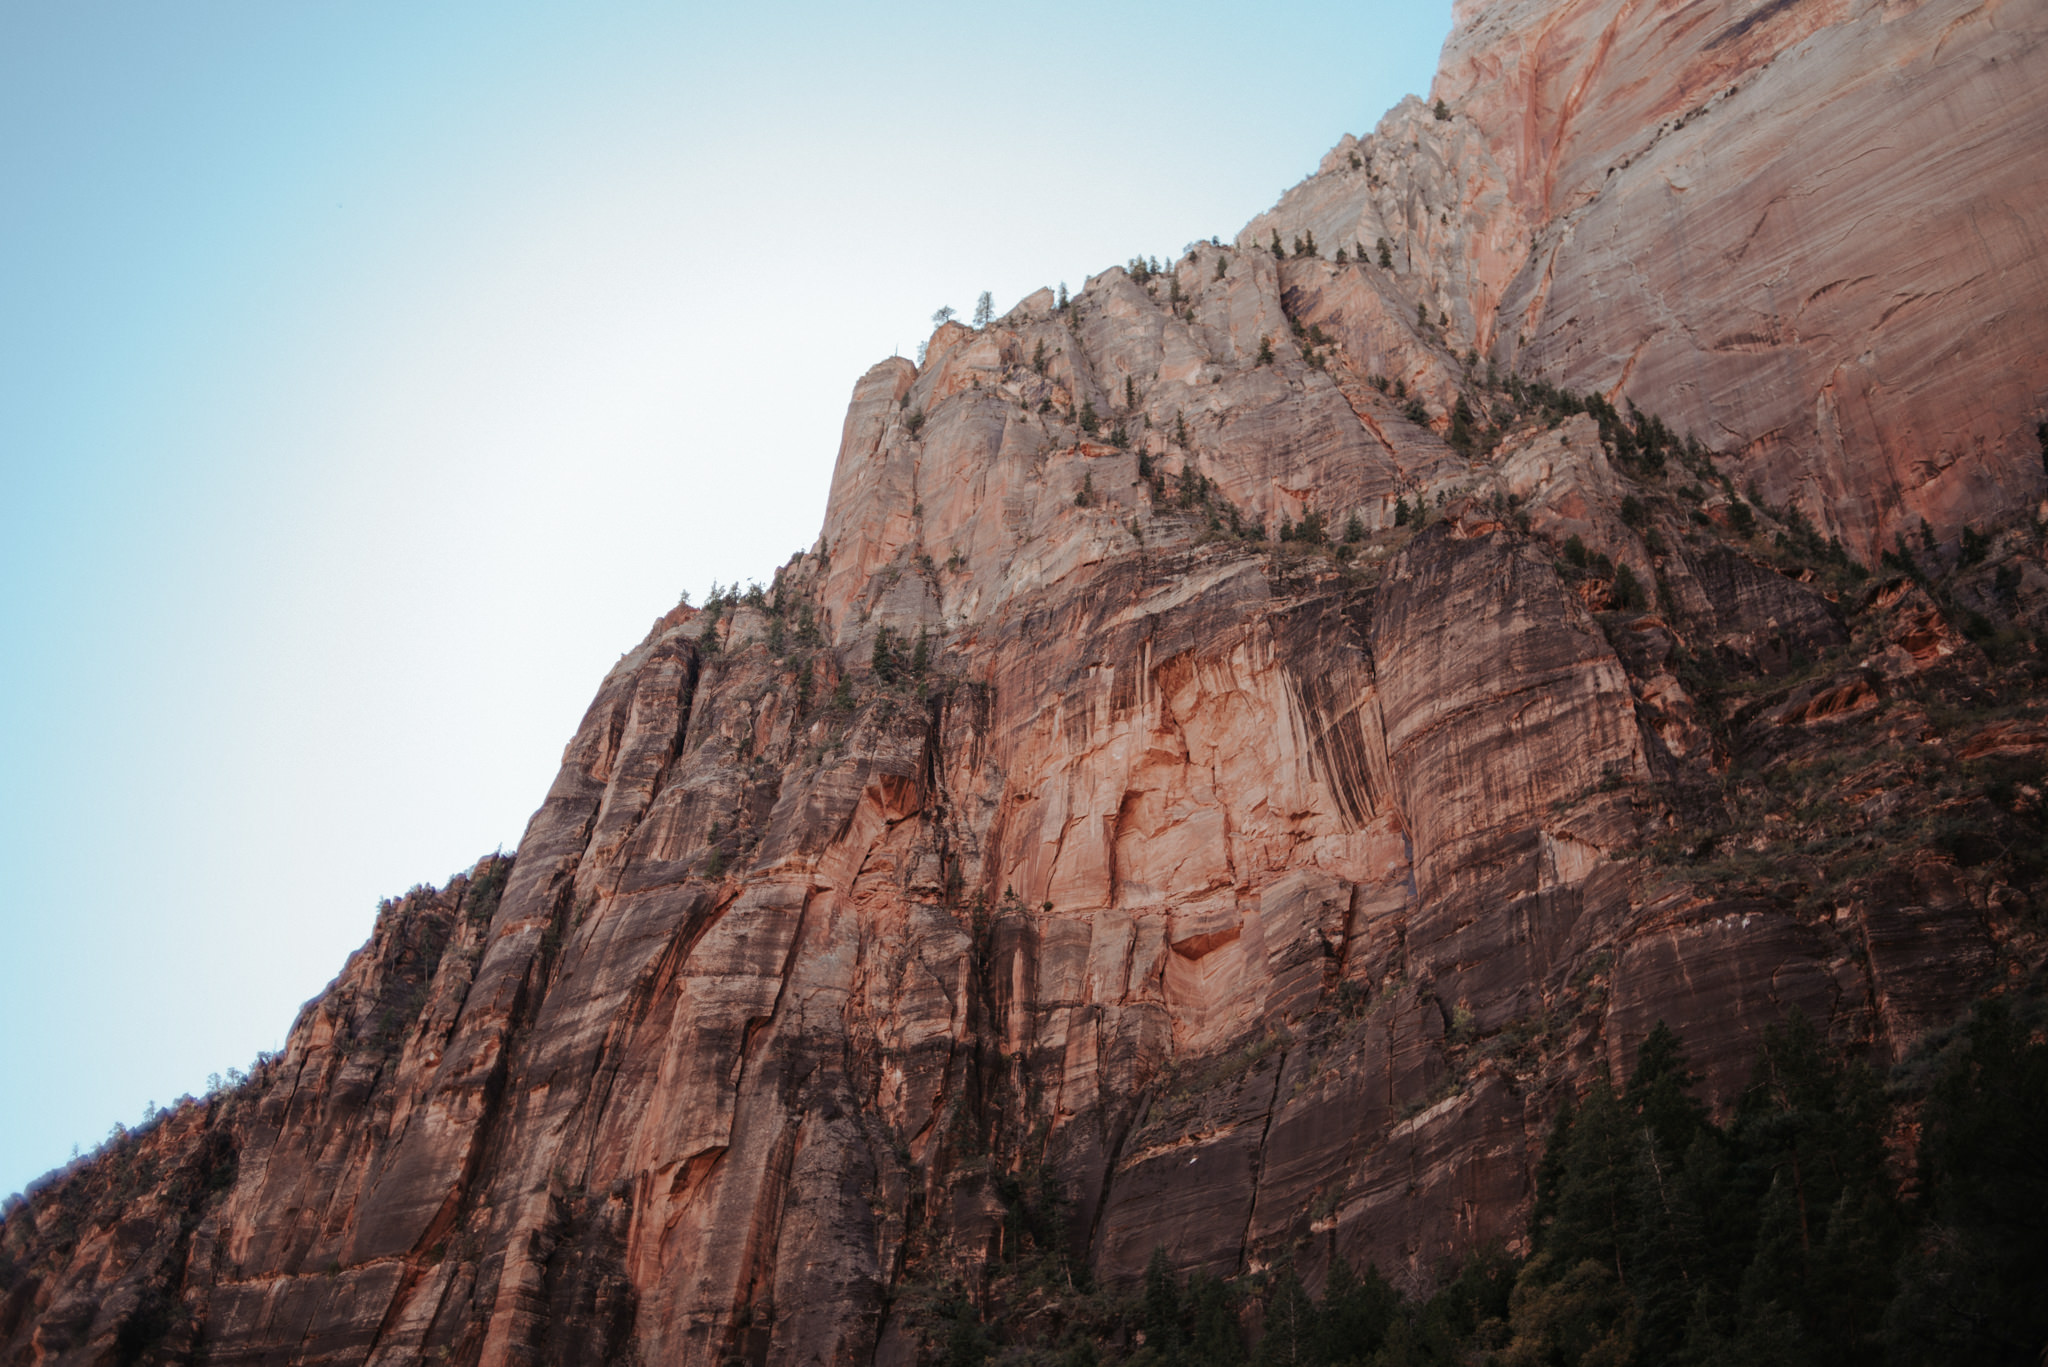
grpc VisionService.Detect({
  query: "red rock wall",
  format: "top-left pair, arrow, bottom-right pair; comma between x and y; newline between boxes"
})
1245,0 -> 2048,556
7,6 -> 2045,1361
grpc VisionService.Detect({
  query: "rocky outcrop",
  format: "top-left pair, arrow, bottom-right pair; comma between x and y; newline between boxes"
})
7,1 -> 2047,1363
1244,0 -> 2048,557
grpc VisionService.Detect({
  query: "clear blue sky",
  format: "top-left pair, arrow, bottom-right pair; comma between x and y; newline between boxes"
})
0,1 -> 1452,1199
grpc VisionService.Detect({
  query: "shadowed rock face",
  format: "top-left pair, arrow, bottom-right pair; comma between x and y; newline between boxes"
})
7,4 -> 2046,1364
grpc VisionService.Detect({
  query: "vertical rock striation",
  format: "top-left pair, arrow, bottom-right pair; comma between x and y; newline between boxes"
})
1244,0 -> 2048,555
6,1 -> 2046,1363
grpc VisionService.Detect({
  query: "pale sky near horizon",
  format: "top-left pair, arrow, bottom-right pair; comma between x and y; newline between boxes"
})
0,1 -> 1453,1200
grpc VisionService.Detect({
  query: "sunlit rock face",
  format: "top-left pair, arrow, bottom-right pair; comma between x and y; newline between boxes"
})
1245,0 -> 2048,558
6,2 -> 2045,1364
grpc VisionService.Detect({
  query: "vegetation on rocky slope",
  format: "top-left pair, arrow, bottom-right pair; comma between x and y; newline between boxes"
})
894,991 -> 2048,1367
7,190 -> 2047,1365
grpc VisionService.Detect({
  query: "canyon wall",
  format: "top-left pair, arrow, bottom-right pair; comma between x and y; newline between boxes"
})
6,1 -> 2047,1363
1242,0 -> 2048,558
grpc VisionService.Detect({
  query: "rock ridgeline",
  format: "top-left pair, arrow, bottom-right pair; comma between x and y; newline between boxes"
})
6,0 -> 2047,1363
1243,0 -> 2048,558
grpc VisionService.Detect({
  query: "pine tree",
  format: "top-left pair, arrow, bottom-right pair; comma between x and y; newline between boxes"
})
1536,1077 -> 1638,1286
910,627 -> 930,677
1528,1089 -> 1577,1252
871,625 -> 896,682
1448,396 -> 1475,455
973,291 -> 994,327
1254,1265 -> 1317,1366
1141,1247 -> 1184,1358
1185,1272 -> 1248,1365
1377,238 -> 1394,269
1728,1175 -> 1816,1365
1612,563 -> 1647,610
1732,1013 -> 1866,1254
1624,1022 -> 1711,1169
1626,1127 -> 1711,1363
1316,1257 -> 1398,1362
1723,1011 -> 1898,1367
935,1291 -> 993,1367
1887,997 -> 2048,1365
699,602 -> 724,657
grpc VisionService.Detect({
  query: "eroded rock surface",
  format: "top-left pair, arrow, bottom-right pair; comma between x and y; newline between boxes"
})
1245,0 -> 2048,556
7,1 -> 2047,1363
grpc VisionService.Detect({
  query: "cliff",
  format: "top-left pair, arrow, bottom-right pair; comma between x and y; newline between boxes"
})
6,0 -> 2047,1363
1242,0 -> 2048,557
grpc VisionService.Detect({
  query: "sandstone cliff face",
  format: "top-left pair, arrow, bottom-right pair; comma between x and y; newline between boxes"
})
7,3 -> 2048,1364
1243,0 -> 2048,557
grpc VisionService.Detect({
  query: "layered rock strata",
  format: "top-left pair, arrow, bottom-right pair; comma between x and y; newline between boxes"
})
7,0 -> 2048,1363
1242,0 -> 2048,556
